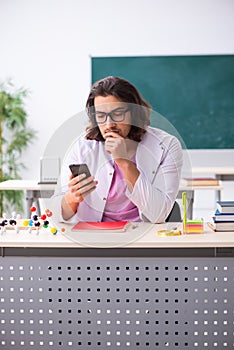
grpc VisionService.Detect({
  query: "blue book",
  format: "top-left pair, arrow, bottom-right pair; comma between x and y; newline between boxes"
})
216,201 -> 234,214
213,218 -> 234,224
213,209 -> 234,221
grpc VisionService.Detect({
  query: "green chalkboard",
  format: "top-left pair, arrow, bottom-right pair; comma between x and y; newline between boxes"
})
92,55 -> 234,149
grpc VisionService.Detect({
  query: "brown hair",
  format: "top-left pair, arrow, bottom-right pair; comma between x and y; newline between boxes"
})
85,76 -> 151,142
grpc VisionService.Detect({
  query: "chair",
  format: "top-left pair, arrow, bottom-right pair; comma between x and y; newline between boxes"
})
165,201 -> 182,222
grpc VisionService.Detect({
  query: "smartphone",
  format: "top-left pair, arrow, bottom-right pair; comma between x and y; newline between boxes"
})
69,164 -> 91,179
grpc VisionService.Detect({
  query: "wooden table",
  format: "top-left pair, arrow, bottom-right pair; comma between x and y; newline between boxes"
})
0,223 -> 234,350
186,149 -> 234,201
0,180 -> 55,216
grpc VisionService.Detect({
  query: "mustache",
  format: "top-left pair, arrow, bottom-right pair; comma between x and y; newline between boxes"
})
104,127 -> 121,135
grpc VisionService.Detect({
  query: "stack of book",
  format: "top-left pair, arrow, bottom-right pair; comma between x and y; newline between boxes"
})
212,201 -> 234,231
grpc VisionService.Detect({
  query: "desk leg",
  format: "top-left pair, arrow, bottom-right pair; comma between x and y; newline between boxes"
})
25,190 -> 54,217
215,175 -> 222,202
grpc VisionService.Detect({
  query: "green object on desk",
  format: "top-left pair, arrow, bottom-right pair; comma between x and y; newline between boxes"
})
182,191 -> 187,232
92,55 -> 234,149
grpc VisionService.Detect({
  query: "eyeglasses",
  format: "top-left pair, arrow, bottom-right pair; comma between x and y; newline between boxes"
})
94,108 -> 130,124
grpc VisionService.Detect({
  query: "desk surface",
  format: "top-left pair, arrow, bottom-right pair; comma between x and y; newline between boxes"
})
1,223 -> 234,248
192,166 -> 234,175
0,179 -> 56,191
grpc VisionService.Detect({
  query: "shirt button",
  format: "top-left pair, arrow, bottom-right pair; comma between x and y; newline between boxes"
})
103,197 -> 107,201
109,173 -> 112,176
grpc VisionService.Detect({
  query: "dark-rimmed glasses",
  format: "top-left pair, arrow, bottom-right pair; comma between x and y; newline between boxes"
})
93,108 -> 130,124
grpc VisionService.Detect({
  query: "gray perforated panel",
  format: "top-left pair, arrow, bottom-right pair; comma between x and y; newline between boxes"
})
0,257 -> 234,349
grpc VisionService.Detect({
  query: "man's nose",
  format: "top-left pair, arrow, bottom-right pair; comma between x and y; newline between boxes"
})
105,115 -> 116,125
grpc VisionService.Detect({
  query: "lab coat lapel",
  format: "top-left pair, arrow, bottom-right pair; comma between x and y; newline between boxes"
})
136,131 -> 164,182
84,143 -> 113,219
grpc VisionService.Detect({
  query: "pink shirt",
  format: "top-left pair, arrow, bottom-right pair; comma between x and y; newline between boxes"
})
102,161 -> 140,222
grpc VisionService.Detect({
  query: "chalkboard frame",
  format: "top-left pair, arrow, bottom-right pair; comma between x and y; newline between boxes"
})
91,55 -> 234,149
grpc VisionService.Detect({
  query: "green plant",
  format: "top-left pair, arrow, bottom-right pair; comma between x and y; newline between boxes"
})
0,79 -> 36,216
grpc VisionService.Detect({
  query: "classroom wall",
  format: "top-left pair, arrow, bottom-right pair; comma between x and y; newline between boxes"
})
0,0 -> 234,181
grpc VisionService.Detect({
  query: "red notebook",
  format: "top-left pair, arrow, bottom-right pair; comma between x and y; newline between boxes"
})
72,221 -> 130,232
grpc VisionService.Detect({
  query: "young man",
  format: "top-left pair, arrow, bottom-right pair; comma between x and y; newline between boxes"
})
60,76 -> 182,223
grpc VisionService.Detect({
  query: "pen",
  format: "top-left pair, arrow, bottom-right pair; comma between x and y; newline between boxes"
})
207,222 -> 216,232
182,191 -> 187,233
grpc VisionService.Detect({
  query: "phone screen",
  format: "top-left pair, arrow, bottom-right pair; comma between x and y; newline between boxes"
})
69,164 -> 91,178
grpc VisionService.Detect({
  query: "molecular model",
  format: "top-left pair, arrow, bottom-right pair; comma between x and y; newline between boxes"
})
0,206 -> 65,235
0,211 -> 21,234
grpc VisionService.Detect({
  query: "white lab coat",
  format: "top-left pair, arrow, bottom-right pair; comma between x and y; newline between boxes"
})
53,126 -> 183,223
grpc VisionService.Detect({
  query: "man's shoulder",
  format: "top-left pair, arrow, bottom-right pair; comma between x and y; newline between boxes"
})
144,126 -> 176,143
73,134 -> 100,147
143,127 -> 182,152
68,134 -> 103,156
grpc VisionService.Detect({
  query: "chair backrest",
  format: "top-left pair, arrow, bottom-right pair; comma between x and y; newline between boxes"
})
165,201 -> 182,222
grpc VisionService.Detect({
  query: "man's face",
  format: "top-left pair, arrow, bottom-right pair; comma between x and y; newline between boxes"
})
94,95 -> 131,139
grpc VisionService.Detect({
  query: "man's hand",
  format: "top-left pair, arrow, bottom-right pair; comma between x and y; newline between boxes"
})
62,173 -> 97,219
105,131 -> 140,192
67,173 -> 97,204
105,131 -> 129,161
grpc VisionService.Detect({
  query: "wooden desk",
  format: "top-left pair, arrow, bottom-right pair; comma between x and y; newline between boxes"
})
185,149 -> 234,201
0,222 -> 233,249
178,183 -> 223,219
0,223 -> 234,350
192,166 -> 234,177
0,180 -> 55,216
192,166 -> 234,201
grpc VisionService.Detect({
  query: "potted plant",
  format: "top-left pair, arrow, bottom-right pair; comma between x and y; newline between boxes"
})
0,79 -> 36,216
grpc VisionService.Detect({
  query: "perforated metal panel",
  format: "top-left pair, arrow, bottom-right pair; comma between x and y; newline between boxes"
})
0,257 -> 234,349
